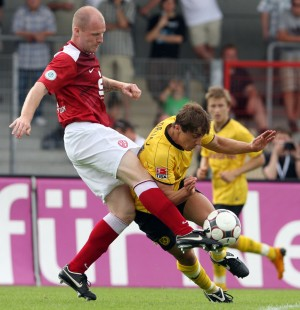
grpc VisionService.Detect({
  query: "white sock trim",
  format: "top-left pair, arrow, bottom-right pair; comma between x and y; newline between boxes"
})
103,213 -> 128,235
133,180 -> 157,197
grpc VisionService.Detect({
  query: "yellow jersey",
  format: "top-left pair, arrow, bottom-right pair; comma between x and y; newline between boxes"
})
134,116 -> 214,213
201,119 -> 262,205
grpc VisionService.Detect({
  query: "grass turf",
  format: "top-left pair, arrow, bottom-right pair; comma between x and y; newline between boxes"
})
0,286 -> 299,310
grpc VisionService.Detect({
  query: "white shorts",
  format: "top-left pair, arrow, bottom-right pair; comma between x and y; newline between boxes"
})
64,122 -> 140,202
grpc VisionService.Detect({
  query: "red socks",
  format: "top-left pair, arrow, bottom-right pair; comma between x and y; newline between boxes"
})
136,185 -> 193,236
68,214 -> 126,273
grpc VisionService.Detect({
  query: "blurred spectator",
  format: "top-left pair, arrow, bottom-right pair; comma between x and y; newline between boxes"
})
12,0 -> 56,126
46,0 -> 84,51
257,0 -> 291,43
159,77 -> 189,116
140,0 -> 222,61
145,0 -> 186,109
263,127 -> 300,179
152,111 -> 169,127
179,0 -> 222,61
113,118 -> 145,146
98,0 -> 136,121
41,126 -> 64,149
222,44 -> 268,133
277,0 -> 300,132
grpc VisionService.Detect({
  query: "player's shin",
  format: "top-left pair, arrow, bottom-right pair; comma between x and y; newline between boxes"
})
134,181 -> 193,236
68,213 -> 128,273
177,259 -> 218,293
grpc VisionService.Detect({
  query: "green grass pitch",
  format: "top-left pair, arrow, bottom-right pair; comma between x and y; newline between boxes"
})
0,287 -> 299,310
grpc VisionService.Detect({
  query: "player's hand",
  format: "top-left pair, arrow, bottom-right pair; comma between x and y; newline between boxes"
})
9,117 -> 31,139
122,83 -> 142,99
220,170 -> 237,183
251,130 -> 276,152
183,176 -> 197,194
196,167 -> 207,180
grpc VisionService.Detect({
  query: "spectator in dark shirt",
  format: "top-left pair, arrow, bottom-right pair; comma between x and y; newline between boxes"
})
222,44 -> 268,133
145,0 -> 186,111
263,127 -> 300,180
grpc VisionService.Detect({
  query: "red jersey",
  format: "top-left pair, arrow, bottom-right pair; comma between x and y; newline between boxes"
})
38,41 -> 111,128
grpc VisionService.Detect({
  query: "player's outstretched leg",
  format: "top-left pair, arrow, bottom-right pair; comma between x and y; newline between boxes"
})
204,287 -> 233,303
58,265 -> 96,301
210,252 -> 249,278
176,230 -> 223,251
271,248 -> 286,279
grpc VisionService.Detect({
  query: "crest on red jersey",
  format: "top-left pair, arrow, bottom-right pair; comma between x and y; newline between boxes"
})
156,167 -> 168,179
118,140 -> 128,148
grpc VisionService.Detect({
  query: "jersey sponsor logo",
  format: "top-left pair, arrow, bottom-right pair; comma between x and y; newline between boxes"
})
118,140 -> 128,148
45,70 -> 57,81
156,167 -> 168,179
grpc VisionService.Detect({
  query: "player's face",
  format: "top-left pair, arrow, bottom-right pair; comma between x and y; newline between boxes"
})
207,97 -> 230,125
176,127 -> 202,151
76,20 -> 106,54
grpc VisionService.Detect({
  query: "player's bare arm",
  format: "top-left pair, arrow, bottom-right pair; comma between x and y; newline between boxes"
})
155,177 -> 197,206
197,156 -> 209,180
9,82 -> 47,139
204,130 -> 276,154
220,154 -> 265,183
102,76 -> 141,99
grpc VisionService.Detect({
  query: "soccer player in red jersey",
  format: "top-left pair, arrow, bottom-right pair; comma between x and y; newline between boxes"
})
9,5 -> 205,300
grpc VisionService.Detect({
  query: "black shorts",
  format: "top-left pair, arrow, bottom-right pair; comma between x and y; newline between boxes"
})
134,183 -> 201,251
214,204 -> 244,217
134,199 -> 188,251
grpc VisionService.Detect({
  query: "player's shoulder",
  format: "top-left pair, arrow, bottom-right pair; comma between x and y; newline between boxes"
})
58,43 -> 81,63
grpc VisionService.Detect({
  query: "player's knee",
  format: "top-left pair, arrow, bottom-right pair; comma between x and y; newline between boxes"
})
175,249 -> 196,266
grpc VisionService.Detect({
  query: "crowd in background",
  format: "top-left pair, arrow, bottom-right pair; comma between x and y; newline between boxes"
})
0,0 -> 300,180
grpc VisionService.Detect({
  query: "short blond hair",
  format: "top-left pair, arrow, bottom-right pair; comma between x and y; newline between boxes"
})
205,86 -> 232,107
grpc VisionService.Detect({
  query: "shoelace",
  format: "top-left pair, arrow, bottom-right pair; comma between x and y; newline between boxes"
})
81,274 -> 92,289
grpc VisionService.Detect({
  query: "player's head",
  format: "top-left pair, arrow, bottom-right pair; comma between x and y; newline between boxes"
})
72,6 -> 106,54
205,86 -> 231,124
173,102 -> 211,150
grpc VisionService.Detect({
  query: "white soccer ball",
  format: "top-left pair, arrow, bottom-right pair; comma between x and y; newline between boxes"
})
203,209 -> 241,246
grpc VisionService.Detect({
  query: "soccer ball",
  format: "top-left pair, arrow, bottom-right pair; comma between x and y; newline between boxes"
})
203,209 -> 241,246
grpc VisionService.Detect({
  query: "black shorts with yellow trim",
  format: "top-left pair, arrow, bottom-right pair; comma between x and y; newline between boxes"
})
134,182 -> 200,251
135,210 -> 180,251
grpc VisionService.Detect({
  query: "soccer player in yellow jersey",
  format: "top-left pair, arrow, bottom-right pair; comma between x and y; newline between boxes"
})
197,86 -> 286,290
133,102 -> 276,303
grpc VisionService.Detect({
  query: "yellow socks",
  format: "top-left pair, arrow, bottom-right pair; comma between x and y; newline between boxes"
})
237,235 -> 276,260
177,260 -> 217,293
210,248 -> 226,262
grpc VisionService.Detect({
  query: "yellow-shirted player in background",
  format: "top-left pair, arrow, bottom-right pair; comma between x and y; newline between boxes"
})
133,102 -> 276,303
197,86 -> 286,290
